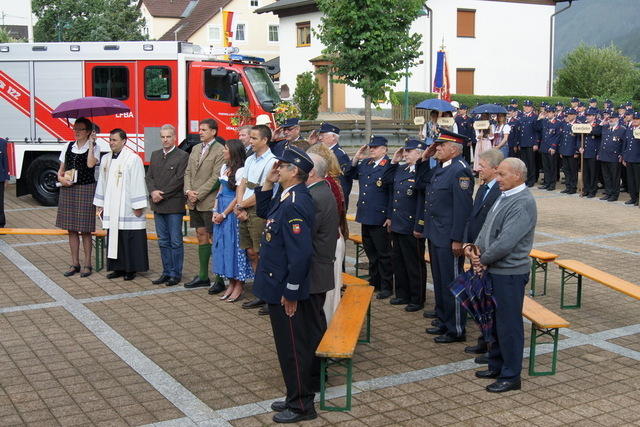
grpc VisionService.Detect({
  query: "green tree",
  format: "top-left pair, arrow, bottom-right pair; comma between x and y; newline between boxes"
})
0,27 -> 25,42
293,72 -> 323,120
315,0 -> 424,138
32,0 -> 147,42
555,44 -> 640,100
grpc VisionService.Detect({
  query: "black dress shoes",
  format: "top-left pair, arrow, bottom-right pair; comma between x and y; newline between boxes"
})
376,290 -> 392,300
431,319 -> 442,327
184,276 -> 211,288
560,189 -> 569,194
434,334 -> 466,344
166,277 -> 180,286
208,281 -> 225,295
390,297 -> 409,305
607,197 -> 618,202
152,275 -> 169,285
258,306 -> 270,315
546,186 -> 556,191
475,369 -> 500,379
423,310 -> 437,319
486,379 -> 521,393
273,408 -> 317,423
566,190 -> 576,195
404,303 -> 423,312
625,199 -> 637,205
464,344 -> 488,355
271,400 -> 287,412
537,185 -> 548,190
242,298 -> 265,309
475,354 -> 489,364
599,195 -> 610,201
106,270 -> 125,279
123,272 -> 136,281
425,327 -> 446,335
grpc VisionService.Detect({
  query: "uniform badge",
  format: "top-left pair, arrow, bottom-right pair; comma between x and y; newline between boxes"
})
292,224 -> 301,234
406,188 -> 413,196
265,232 -> 272,242
376,179 -> 383,187
459,177 -> 471,190
379,159 -> 388,166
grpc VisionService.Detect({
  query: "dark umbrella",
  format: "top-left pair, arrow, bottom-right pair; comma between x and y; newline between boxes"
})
415,98 -> 456,112
470,104 -> 507,115
450,269 -> 497,344
51,96 -> 130,119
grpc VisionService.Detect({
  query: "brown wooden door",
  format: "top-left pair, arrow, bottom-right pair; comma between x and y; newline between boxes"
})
456,69 -> 475,94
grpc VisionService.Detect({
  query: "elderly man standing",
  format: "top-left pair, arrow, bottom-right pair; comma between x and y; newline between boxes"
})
467,157 -> 537,393
146,124 -> 188,286
318,123 -> 352,209
416,130 -> 473,344
183,119 -> 225,291
271,118 -> 302,157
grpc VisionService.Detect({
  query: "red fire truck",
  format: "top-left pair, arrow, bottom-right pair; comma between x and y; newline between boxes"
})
0,41 -> 280,205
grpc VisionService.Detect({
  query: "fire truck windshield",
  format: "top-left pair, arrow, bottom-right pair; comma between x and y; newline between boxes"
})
245,67 -> 280,112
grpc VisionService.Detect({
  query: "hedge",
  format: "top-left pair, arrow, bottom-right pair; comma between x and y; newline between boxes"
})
389,91 -> 636,110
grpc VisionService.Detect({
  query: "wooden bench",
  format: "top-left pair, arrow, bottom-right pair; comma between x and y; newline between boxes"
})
342,272 -> 372,342
522,296 -> 570,376
347,233 -> 368,278
528,249 -> 558,297
554,259 -> 640,309
316,285 -> 374,412
345,214 -> 356,222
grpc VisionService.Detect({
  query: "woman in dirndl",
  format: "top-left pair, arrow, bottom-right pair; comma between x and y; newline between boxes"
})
55,117 -> 100,278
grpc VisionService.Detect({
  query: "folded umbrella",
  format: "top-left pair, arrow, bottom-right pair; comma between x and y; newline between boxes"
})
450,269 -> 497,345
51,96 -> 130,119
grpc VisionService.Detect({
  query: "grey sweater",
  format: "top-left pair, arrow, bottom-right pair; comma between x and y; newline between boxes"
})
474,187 -> 537,274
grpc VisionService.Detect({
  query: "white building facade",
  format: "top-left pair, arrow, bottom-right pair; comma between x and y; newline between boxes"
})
258,0 -> 560,112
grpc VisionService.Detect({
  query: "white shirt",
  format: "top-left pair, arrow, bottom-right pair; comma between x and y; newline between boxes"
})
242,148 -> 277,201
59,140 -> 101,163
162,145 -> 176,156
492,183 -> 526,212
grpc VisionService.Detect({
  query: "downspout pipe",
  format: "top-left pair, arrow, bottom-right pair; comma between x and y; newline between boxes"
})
549,0 -> 573,96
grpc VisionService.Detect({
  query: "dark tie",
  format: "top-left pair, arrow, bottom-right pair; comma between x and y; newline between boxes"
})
480,184 -> 490,202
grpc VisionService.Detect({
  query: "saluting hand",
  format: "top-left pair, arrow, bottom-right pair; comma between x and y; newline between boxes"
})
354,145 -> 369,161
391,148 -> 404,164
423,144 -> 437,160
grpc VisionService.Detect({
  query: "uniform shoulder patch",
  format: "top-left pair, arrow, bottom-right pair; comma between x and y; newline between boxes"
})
459,176 -> 471,190
379,159 -> 388,166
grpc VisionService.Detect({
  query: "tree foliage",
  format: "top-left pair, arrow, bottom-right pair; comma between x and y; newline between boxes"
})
293,72 -> 323,120
32,0 -> 147,42
0,27 -> 25,43
555,44 -> 640,100
315,0 -> 424,136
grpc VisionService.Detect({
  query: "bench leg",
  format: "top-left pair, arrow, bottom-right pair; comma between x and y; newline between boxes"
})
560,268 -> 582,309
94,236 -> 104,272
183,221 -> 187,237
528,324 -> 560,376
529,259 -> 549,297
358,303 -> 371,344
319,357 -> 353,412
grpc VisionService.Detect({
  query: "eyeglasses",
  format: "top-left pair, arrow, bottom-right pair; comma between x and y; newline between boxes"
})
277,163 -> 295,170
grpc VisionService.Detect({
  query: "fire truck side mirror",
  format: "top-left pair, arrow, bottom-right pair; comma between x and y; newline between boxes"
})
228,71 -> 241,107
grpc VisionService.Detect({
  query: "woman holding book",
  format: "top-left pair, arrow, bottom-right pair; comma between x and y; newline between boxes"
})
55,117 -> 101,277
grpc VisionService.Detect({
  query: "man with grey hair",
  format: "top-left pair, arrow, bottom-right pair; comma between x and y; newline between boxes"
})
318,123 -> 352,209
463,148 -> 503,359
466,157 -> 537,393
145,124 -> 189,286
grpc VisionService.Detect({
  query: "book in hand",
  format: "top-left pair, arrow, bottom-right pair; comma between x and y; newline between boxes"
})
63,169 -> 77,184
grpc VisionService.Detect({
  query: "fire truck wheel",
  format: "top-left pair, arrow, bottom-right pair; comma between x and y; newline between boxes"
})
27,155 -> 60,206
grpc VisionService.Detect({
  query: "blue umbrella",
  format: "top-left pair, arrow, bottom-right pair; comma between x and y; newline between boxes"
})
471,104 -> 507,115
415,98 -> 456,112
450,269 -> 497,345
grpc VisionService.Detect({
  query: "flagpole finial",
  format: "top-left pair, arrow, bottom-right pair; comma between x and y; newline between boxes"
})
440,36 -> 445,50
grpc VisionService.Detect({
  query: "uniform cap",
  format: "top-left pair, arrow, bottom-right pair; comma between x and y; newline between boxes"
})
625,109 -> 635,116
281,117 -> 300,128
434,128 -> 470,144
571,97 -> 579,102
589,97 -> 597,103
459,104 -> 469,110
509,98 -> 518,104
274,146 -> 314,173
523,100 -> 533,106
555,102 -> 564,107
578,101 -> 586,107
634,112 -> 640,120
626,101 -> 634,106
585,108 -> 599,116
604,99 -> 613,104
368,135 -> 388,147
618,104 -> 626,110
540,101 -> 548,107
610,112 -> 620,118
318,122 -> 340,134
403,138 -> 426,150
545,106 -> 554,112
506,106 -> 516,112
565,108 -> 578,115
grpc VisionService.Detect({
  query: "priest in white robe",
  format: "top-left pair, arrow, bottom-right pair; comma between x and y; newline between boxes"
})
94,128 -> 149,280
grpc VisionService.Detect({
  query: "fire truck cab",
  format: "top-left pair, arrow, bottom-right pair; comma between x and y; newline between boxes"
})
0,41 -> 280,205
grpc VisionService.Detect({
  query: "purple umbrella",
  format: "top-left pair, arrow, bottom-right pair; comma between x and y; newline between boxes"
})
51,96 -> 130,119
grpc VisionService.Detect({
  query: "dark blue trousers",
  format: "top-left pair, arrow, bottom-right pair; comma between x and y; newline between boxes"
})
428,242 -> 466,338
487,272 -> 529,380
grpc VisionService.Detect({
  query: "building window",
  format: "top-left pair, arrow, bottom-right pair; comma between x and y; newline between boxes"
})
456,68 -> 475,94
144,66 -> 171,100
250,0 -> 258,6
457,9 -> 475,38
208,26 -> 221,42
235,23 -> 246,41
92,66 -> 129,100
268,25 -> 279,42
296,22 -> 311,47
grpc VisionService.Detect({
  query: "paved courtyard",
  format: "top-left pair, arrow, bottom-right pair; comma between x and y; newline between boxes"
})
1,180 -> 640,426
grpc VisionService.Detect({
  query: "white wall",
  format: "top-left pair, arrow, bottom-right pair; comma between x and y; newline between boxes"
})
278,12 -> 324,94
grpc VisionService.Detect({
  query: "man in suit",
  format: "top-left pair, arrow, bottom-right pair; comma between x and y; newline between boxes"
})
318,123 -> 352,210
462,148 -> 503,361
183,118 -> 225,291
252,147 -> 318,423
0,138 -> 9,228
